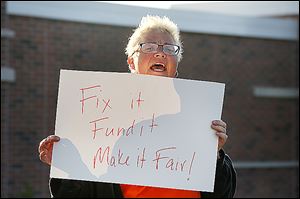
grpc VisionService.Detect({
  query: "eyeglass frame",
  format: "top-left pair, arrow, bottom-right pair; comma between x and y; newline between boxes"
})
131,42 -> 180,56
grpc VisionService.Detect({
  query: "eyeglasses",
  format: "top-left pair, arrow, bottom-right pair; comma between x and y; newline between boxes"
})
138,42 -> 180,56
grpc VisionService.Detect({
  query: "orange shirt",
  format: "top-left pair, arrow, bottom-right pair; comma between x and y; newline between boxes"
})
121,184 -> 201,198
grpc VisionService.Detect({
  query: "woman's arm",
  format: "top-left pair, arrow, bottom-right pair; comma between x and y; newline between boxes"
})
201,149 -> 237,198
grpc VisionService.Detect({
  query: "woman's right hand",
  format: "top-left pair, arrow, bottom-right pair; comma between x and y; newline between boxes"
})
38,135 -> 60,166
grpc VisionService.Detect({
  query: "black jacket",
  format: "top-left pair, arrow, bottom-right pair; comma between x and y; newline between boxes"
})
49,149 -> 236,198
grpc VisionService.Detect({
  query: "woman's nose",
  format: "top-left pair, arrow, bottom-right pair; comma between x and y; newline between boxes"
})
154,51 -> 166,58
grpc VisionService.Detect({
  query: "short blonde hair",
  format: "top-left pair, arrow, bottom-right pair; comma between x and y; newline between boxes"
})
125,15 -> 183,62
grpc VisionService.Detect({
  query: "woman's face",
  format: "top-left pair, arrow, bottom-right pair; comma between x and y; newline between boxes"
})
128,30 -> 178,78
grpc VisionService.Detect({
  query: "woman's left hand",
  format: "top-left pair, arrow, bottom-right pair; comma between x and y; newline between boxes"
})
211,120 -> 228,152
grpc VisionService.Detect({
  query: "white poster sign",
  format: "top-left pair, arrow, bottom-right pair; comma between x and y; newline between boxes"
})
50,69 -> 225,192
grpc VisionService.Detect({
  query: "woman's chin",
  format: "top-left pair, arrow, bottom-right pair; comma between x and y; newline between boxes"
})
148,71 -> 169,77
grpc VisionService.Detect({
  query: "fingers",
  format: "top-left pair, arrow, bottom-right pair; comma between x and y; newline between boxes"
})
211,124 -> 226,133
212,120 -> 226,129
38,135 -> 60,153
216,132 -> 228,141
39,150 -> 51,165
38,135 -> 60,165
211,120 -> 228,151
45,135 -> 60,144
211,120 -> 226,134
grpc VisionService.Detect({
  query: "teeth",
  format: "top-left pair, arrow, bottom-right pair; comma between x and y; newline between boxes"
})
154,63 -> 165,67
153,67 -> 164,72
151,63 -> 166,72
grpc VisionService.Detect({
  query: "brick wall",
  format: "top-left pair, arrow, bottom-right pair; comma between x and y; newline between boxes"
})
180,33 -> 299,197
1,3 -> 299,197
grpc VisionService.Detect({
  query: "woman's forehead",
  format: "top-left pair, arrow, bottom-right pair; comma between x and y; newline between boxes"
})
141,30 -> 175,44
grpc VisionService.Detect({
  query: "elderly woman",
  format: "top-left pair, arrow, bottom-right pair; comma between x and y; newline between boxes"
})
39,15 -> 236,198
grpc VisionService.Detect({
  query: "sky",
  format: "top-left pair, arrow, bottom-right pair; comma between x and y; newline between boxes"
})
98,1 -> 299,16
98,1 -> 212,9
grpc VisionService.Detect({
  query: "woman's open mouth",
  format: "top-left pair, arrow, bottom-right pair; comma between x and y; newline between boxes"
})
150,63 -> 166,72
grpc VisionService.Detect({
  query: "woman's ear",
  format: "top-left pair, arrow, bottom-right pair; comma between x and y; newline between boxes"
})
127,57 -> 136,73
